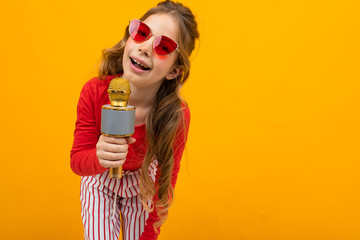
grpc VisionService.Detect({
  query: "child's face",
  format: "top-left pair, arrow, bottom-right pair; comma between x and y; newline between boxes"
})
122,13 -> 182,90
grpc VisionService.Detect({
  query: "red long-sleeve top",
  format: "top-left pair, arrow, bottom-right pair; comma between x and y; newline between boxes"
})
70,75 -> 190,240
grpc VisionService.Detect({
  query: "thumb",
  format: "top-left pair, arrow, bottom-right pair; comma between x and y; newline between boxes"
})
126,136 -> 136,144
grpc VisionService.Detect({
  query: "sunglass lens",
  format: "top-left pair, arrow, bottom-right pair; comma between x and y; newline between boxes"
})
129,20 -> 150,41
153,36 -> 178,55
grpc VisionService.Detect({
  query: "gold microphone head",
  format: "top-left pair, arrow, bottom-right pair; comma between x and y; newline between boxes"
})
108,77 -> 131,107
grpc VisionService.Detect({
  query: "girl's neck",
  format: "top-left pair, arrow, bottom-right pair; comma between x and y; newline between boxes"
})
127,82 -> 158,109
128,82 -> 161,126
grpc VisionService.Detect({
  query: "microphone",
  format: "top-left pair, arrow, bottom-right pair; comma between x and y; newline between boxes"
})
101,77 -> 135,178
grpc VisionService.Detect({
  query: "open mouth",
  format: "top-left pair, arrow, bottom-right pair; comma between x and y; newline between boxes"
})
130,57 -> 151,71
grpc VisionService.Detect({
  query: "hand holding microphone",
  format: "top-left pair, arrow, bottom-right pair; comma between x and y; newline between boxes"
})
96,135 -> 136,169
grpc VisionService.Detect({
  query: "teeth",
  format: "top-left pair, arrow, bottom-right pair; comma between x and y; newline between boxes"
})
133,58 -> 148,69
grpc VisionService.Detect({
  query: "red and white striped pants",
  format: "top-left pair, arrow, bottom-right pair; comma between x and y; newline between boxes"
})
80,161 -> 157,240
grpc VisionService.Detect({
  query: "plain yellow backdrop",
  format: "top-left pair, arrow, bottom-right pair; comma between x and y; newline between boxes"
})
0,0 -> 359,239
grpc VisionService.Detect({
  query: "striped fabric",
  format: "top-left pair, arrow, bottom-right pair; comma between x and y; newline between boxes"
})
80,161 -> 158,240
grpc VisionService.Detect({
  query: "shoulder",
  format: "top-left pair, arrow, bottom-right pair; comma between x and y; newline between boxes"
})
81,75 -> 113,91
173,102 -> 191,151
178,102 -> 190,133
181,102 -> 191,123
80,74 -> 122,96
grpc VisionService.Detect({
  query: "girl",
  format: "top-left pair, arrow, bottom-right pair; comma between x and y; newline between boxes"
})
70,1 -> 199,239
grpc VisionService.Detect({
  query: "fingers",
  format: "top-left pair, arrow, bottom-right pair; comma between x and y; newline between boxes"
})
100,141 -> 129,153
102,135 -> 128,144
101,135 -> 136,145
96,135 -> 136,169
98,151 -> 128,161
97,148 -> 127,168
99,159 -> 126,168
126,136 -> 136,144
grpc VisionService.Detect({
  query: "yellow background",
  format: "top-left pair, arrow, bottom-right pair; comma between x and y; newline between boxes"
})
1,0 -> 359,239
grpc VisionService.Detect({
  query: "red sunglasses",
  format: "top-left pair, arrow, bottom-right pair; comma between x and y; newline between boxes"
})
129,19 -> 179,56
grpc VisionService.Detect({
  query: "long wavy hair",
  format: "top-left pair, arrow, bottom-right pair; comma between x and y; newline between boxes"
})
98,0 -> 199,231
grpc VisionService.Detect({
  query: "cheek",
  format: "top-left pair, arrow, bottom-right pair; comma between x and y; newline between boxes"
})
158,55 -> 177,70
123,39 -> 132,54
154,58 -> 171,72
156,54 -> 167,60
123,39 -> 134,64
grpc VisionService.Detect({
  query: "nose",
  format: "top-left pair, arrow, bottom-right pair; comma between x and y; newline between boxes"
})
137,36 -> 154,56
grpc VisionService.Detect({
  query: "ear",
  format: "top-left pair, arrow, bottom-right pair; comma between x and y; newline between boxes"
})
165,65 -> 184,80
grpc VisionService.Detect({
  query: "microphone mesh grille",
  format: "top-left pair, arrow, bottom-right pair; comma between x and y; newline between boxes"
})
108,77 -> 131,104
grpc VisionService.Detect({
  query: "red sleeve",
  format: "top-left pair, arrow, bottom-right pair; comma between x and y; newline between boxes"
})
139,105 -> 191,240
70,80 -> 108,176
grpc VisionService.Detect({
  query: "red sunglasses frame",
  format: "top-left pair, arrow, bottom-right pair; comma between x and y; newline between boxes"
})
128,19 -> 180,56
